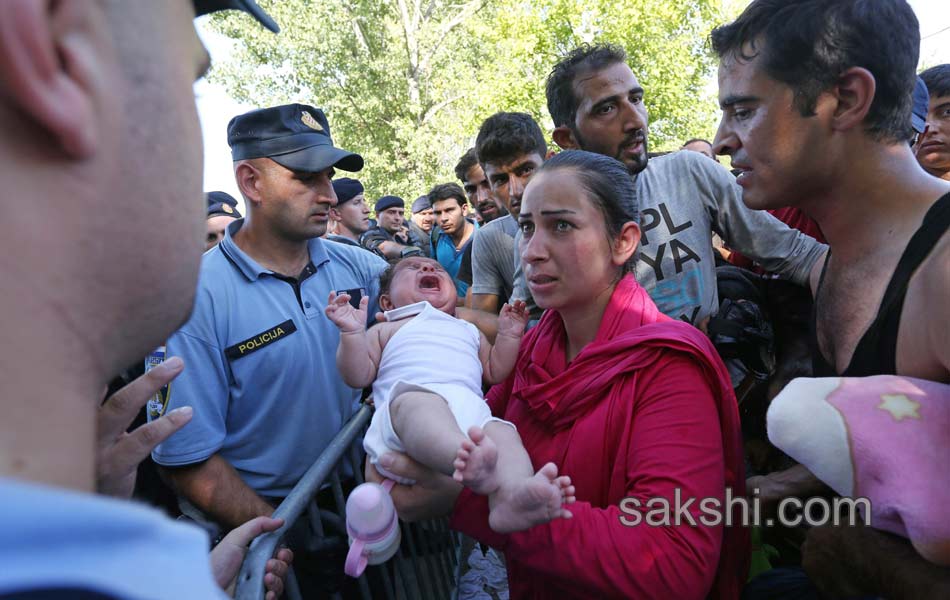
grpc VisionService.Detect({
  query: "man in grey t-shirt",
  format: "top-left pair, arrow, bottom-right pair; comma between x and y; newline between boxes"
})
473,112 -> 546,320
470,215 -> 519,312
456,146 -> 516,312
547,44 -> 827,325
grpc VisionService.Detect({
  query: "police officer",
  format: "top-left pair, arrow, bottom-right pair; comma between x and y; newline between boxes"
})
152,104 -> 387,590
205,191 -> 242,250
360,195 -> 425,258
326,177 -> 371,248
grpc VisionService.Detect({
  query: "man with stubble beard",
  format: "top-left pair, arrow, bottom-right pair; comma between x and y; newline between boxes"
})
474,112 -> 546,321
456,147 -> 506,224
547,44 -> 828,327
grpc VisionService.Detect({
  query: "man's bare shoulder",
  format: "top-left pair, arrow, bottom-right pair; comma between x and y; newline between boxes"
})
914,229 -> 950,379
918,228 -> 950,307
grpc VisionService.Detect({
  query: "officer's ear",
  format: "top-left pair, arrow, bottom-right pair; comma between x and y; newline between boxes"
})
0,0 -> 100,158
378,294 -> 395,311
234,159 -> 268,207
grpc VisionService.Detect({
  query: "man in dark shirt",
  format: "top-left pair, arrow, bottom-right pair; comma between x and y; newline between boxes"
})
360,195 -> 425,258
712,2 -> 949,597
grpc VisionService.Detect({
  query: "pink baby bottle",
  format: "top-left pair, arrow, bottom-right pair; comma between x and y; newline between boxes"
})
344,479 -> 401,577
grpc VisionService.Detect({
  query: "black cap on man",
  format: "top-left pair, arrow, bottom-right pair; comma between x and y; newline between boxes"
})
228,104 -> 363,173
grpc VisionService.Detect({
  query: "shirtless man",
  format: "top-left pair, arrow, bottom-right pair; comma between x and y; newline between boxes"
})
711,1 -> 949,597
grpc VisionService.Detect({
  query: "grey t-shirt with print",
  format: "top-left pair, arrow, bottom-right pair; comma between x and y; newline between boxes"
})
509,227 -> 541,321
471,214 -> 518,302
633,151 -> 827,324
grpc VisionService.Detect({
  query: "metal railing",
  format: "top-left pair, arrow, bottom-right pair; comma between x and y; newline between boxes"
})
235,404 -> 462,600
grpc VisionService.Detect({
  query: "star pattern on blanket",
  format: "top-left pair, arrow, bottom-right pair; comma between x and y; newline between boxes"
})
878,394 -> 921,422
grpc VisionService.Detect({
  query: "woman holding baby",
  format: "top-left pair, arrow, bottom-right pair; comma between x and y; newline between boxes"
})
368,150 -> 748,600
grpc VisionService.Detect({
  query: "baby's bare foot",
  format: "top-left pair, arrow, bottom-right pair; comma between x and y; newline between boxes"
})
452,426 -> 501,495
488,463 -> 574,534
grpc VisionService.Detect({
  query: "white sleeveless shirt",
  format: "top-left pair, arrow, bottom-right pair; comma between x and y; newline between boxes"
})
371,301 -> 483,406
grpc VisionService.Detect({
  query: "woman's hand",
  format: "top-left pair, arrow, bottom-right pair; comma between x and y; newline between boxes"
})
366,452 -> 463,522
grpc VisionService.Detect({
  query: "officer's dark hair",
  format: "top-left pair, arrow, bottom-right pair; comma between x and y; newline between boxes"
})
920,64 -> 950,99
475,112 -> 547,168
546,44 -> 628,129
710,0 -> 919,144
533,150 -> 638,274
427,182 -> 467,209
682,138 -> 713,148
454,147 -> 479,183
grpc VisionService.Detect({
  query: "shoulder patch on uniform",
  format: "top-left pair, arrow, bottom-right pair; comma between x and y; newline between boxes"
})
336,288 -> 365,309
225,319 -> 298,360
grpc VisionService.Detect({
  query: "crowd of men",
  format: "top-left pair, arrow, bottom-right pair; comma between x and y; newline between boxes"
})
190,37 -> 950,599
2,0 -> 949,599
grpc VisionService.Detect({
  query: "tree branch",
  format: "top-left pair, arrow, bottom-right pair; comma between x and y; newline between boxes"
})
420,94 -> 464,125
412,0 -> 423,32
395,0 -> 421,104
330,77 -> 390,149
418,0 -> 485,75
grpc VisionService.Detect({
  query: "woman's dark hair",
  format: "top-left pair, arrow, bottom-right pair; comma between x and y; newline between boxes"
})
710,0 -> 919,144
533,150 -> 639,273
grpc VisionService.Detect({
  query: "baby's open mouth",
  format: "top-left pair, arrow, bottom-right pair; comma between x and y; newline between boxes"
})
419,275 -> 441,290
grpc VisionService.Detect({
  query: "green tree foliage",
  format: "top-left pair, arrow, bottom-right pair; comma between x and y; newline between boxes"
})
207,0 -> 730,200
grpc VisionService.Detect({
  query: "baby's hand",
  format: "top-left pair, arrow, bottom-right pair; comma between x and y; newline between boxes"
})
497,300 -> 528,339
325,292 -> 369,333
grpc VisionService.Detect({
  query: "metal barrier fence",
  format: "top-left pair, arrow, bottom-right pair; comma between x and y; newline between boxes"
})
235,404 -> 462,600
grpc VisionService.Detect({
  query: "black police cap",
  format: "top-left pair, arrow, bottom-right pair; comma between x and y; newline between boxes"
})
206,191 -> 242,219
227,104 -> 363,174
193,0 -> 279,33
375,195 -> 405,213
332,178 -> 365,204
411,195 -> 431,214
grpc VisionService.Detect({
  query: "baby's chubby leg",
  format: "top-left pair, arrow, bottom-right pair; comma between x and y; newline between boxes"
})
389,390 -> 467,477
455,423 -> 575,533
452,424 -> 503,495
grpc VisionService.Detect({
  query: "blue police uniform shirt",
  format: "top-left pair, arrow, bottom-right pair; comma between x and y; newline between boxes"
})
152,220 -> 388,497
431,221 -> 477,297
0,478 -> 226,599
